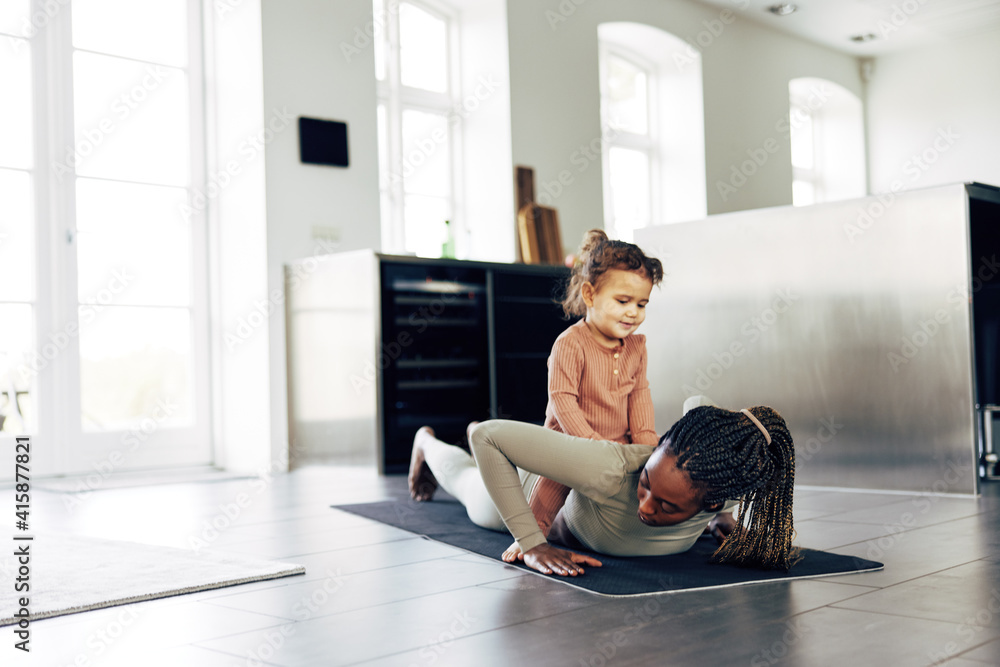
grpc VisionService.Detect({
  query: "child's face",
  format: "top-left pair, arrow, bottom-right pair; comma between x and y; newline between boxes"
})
581,269 -> 653,346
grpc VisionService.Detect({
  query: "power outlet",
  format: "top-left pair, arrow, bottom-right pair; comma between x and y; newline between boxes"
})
311,225 -> 342,243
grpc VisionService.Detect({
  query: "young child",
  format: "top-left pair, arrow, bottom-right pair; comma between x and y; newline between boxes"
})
503,229 -> 664,561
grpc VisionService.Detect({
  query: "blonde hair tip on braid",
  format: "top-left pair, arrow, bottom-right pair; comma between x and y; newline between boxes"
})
664,405 -> 801,571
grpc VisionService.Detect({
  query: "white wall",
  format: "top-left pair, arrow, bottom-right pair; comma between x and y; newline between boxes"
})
866,27 -> 1000,195
505,0 -> 864,255
207,0 -> 272,474
259,0 -> 382,466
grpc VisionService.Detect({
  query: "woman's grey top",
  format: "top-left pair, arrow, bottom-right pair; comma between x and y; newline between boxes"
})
470,418 -> 736,557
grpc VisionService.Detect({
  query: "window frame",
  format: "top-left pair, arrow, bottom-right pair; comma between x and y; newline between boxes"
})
375,0 -> 463,257
789,94 -> 822,206
598,43 -> 660,241
0,0 -> 213,476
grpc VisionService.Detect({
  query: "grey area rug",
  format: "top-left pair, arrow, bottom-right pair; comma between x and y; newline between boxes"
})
0,533 -> 304,625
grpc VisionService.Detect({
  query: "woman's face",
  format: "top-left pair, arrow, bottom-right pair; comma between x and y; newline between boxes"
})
635,446 -> 706,527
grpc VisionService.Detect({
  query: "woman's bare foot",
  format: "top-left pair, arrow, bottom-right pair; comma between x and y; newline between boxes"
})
408,427 -> 439,502
502,540 -> 524,563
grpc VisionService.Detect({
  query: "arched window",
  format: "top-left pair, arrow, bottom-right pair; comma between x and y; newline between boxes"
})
789,77 -> 866,206
598,23 -> 706,241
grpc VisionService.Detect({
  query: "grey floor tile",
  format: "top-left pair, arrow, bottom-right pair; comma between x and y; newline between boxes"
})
455,571 -> 606,615
0,641 -> 270,667
212,522 -> 416,559
820,495 -> 989,529
350,604 -> 757,667
0,601 -> 286,666
353,588 -> 966,667
201,511 -> 375,548
793,506 -> 842,521
831,560 -> 1000,629
824,517 -> 998,587
792,490 -> 917,516
447,552 -> 510,566
793,486 -> 834,498
255,536 -> 466,581
196,581 -> 599,666
775,607 -> 996,667
13,465 -> 1000,666
83,643 -> 275,667
184,577 -> 303,602
949,636 -> 1000,664
896,514 -> 1000,558
169,644 -> 273,666
201,556 -> 523,621
942,515 -> 1000,555
794,518 -> 900,551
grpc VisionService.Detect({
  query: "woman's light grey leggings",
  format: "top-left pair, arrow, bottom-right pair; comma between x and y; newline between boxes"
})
417,396 -> 709,533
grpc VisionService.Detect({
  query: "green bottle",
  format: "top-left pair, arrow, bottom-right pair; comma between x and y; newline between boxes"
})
441,219 -> 455,259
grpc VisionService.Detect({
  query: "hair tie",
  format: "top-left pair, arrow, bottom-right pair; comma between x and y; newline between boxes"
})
740,408 -> 771,445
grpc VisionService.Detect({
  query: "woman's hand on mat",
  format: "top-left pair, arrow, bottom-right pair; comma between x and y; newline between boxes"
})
522,543 -> 602,576
502,541 -> 524,563
708,512 -> 737,544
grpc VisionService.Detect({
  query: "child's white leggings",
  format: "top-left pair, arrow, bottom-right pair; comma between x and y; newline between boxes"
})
415,427 -> 538,533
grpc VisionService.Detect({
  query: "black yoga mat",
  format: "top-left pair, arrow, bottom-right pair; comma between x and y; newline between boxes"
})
332,496 -> 884,597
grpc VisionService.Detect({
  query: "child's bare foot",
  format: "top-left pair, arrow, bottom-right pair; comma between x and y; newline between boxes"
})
502,540 -> 524,563
408,427 -> 438,502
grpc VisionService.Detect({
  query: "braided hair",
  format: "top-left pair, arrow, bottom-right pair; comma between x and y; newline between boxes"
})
561,229 -> 664,318
662,405 -> 799,571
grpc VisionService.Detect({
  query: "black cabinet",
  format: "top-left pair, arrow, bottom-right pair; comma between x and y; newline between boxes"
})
379,262 -> 491,471
285,252 -> 571,474
970,185 -> 1000,480
378,258 -> 571,473
491,269 -> 575,429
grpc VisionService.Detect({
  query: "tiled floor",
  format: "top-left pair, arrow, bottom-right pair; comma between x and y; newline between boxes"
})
3,466 -> 999,666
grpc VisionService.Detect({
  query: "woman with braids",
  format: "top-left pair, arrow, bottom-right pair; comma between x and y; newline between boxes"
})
407,396 -> 799,576
497,228 -> 664,563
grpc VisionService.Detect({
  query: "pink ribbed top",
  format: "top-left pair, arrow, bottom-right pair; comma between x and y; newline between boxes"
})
542,319 -> 658,446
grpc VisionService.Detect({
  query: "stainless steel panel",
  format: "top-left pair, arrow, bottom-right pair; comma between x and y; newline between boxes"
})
636,183 -> 978,494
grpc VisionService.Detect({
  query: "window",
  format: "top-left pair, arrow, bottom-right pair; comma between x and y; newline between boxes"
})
598,23 -> 706,241
0,0 -> 212,474
789,77 -> 866,206
0,2 -> 35,435
375,0 -> 460,258
790,96 -> 818,205
600,48 -> 656,242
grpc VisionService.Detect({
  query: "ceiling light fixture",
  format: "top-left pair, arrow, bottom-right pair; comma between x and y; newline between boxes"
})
849,33 -> 878,43
766,4 -> 798,16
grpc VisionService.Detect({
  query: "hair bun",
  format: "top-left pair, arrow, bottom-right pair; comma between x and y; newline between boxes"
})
579,229 -> 609,255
